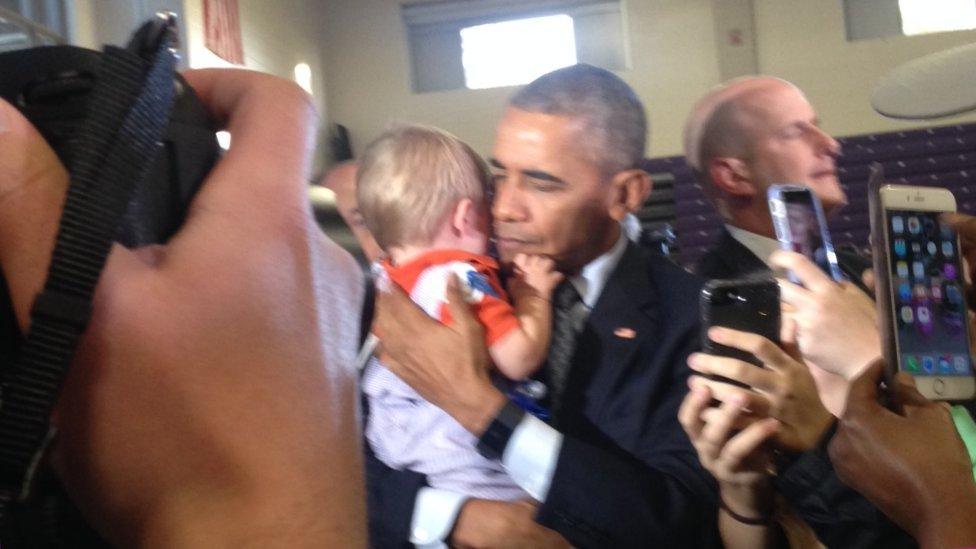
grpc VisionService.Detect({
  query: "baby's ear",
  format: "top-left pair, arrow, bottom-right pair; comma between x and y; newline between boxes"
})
451,198 -> 479,235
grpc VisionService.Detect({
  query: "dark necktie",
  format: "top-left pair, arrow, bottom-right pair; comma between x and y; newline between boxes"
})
546,280 -> 584,420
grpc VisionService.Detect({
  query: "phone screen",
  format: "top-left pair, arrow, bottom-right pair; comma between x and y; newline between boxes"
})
782,191 -> 837,275
886,210 -> 974,377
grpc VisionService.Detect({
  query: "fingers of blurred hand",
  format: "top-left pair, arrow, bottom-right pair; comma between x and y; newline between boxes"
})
840,361 -> 885,418
890,372 -> 933,409
943,212 -> 976,241
779,317 -> 805,362
689,351 -> 777,392
776,277 -> 815,311
690,375 -> 772,416
861,269 -> 876,295
374,278 -> 426,344
513,253 -> 528,272
720,418 -> 779,469
177,70 -> 317,238
535,255 -> 556,271
678,383 -> 712,441
699,406 -> 764,432
780,316 -> 797,346
705,328 -> 794,373
769,250 -> 835,293
698,395 -> 747,460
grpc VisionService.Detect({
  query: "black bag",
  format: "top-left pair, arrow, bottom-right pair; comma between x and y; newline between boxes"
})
0,13 -> 219,546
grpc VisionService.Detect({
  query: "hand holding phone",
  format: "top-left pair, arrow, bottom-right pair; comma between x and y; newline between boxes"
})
768,184 -> 846,283
876,184 -> 976,401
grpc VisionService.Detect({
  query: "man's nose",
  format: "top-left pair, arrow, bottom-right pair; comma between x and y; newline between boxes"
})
492,176 -> 526,222
816,127 -> 841,158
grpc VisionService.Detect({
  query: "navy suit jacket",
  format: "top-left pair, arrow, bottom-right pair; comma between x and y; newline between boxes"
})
365,242 -> 719,548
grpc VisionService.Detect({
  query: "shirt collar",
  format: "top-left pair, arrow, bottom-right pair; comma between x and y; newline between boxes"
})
571,230 -> 628,309
725,224 -> 781,268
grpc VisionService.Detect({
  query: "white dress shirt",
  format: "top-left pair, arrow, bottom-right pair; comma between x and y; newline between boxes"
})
725,224 -> 781,268
410,231 -> 630,548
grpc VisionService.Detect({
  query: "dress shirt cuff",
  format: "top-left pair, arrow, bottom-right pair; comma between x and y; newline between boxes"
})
502,413 -> 564,501
410,488 -> 468,548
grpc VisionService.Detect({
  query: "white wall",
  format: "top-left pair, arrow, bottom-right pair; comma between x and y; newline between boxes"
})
68,0 -> 332,171
322,0 -> 976,162
754,0 -> 976,140
183,0 -> 330,124
321,0 -> 721,159
69,0 -> 185,53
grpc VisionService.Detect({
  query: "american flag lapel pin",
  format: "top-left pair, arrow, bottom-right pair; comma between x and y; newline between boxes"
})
614,327 -> 637,339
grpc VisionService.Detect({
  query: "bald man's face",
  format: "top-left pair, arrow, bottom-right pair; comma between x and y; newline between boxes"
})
742,84 -> 847,212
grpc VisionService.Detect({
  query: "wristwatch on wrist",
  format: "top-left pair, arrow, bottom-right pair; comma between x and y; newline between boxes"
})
476,399 -> 526,461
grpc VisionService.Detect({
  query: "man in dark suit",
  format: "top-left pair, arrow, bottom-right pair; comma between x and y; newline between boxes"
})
683,76 -> 869,283
366,64 -> 718,548
681,77 -> 914,548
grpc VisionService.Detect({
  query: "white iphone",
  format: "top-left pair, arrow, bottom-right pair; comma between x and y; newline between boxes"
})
879,184 -> 976,400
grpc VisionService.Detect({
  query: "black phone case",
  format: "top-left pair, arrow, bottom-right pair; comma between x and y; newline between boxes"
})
700,276 -> 782,386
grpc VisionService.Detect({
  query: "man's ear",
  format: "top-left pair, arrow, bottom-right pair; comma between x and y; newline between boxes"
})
608,169 -> 652,222
708,157 -> 758,198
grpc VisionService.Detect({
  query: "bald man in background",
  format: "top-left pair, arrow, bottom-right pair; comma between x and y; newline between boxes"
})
683,76 -> 869,283
681,77 -> 911,548
320,160 -> 383,263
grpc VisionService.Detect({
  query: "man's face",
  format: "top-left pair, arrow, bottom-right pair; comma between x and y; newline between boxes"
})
320,163 -> 383,262
743,84 -> 847,213
489,108 -> 619,274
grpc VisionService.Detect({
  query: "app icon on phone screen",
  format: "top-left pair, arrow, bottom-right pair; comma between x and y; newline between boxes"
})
908,217 -> 922,234
893,216 -> 904,234
901,306 -> 914,323
894,239 -> 906,256
917,305 -> 931,325
899,282 -> 912,302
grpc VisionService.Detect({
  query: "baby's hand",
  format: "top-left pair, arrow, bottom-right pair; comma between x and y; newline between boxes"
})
512,254 -> 563,298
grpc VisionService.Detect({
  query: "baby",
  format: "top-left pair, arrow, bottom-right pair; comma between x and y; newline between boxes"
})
358,124 -> 561,500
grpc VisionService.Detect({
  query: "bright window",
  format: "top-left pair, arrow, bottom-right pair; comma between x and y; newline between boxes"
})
899,0 -> 976,36
294,62 -> 313,95
460,14 -> 577,90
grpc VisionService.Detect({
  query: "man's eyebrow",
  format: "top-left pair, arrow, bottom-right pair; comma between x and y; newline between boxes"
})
523,169 -> 565,184
488,158 -> 564,184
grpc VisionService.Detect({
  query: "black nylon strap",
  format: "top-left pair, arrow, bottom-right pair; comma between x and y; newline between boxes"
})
0,19 -> 177,515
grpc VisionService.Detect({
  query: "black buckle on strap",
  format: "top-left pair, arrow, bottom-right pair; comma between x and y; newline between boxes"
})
30,290 -> 93,332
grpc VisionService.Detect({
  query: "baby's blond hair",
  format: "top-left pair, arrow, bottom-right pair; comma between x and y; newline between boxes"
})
356,125 -> 491,250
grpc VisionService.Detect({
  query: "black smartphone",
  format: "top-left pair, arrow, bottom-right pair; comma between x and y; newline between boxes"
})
700,276 -> 781,385
768,184 -> 846,282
